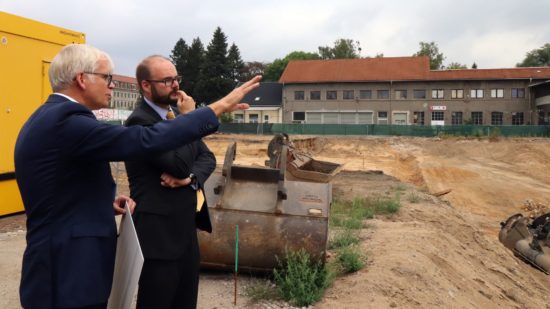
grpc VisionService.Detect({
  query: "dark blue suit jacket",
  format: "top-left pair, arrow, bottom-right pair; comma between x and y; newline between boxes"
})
14,94 -> 219,308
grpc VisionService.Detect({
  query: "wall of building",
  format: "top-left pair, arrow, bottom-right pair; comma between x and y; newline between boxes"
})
283,79 -> 536,125
231,109 -> 282,123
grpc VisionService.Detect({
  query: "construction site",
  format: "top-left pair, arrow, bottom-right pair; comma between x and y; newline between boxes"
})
1,134 -> 549,308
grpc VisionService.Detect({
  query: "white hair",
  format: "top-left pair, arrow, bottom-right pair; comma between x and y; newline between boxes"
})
48,44 -> 114,92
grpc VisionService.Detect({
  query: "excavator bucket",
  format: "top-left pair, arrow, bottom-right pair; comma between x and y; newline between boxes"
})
199,142 -> 332,272
499,212 -> 550,274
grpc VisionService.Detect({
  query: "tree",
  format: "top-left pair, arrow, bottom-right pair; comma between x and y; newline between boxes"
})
183,38 -> 205,99
446,62 -> 467,69
195,27 -> 232,104
413,41 -> 445,70
516,43 -> 550,67
241,61 -> 267,81
471,62 -> 478,69
170,38 -> 189,81
263,51 -> 320,81
227,43 -> 245,85
318,39 -> 361,59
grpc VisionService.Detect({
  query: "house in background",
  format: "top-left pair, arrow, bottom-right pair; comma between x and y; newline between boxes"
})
279,56 -> 550,125
111,74 -> 140,110
231,82 -> 283,123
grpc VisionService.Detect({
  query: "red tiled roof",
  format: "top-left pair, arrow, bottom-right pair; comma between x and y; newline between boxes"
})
429,67 -> 550,80
112,74 -> 137,84
279,57 -> 430,83
278,56 -> 550,83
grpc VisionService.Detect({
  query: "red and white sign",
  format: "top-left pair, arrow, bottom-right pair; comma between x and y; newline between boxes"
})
430,105 -> 447,111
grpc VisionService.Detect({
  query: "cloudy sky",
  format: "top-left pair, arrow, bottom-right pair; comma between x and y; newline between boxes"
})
3,0 -> 550,76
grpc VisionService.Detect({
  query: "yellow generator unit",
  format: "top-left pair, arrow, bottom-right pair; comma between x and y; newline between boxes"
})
0,12 -> 85,216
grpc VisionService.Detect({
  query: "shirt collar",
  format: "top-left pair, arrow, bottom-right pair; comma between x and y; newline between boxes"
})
143,97 -> 171,120
53,93 -> 78,103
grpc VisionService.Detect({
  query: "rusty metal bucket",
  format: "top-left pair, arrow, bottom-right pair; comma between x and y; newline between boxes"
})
199,142 -> 332,272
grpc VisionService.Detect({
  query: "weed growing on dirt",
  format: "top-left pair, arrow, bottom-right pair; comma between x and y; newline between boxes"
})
337,245 -> 367,273
245,279 -> 280,303
393,183 -> 407,192
408,191 -> 421,203
373,196 -> 401,214
329,229 -> 360,249
273,249 -> 330,307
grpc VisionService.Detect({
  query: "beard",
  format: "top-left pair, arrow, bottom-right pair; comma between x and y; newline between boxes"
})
151,86 -> 178,106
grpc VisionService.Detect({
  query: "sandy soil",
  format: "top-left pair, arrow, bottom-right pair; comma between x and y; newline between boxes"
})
1,134 -> 549,308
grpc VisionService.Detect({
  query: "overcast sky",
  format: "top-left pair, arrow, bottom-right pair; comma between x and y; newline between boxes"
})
3,0 -> 550,76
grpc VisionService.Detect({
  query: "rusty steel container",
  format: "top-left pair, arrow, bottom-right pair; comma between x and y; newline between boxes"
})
199,142 -> 332,272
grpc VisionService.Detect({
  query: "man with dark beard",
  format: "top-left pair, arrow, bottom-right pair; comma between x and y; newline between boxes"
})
124,55 -> 215,308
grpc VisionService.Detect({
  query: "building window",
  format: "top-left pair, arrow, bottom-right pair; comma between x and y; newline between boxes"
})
413,89 -> 426,99
432,89 -> 444,99
431,111 -> 444,121
294,91 -> 304,100
490,89 -> 504,98
326,90 -> 337,100
395,90 -> 407,99
234,114 -> 244,123
343,90 -> 355,100
451,89 -> 464,99
512,112 -> 524,125
249,114 -> 259,123
471,112 -> 483,125
511,88 -> 525,98
451,111 -> 463,125
377,90 -> 389,99
264,115 -> 269,123
470,89 -> 483,98
293,111 -> 305,122
491,112 -> 503,125
359,90 -> 372,99
310,91 -> 321,100
378,111 -> 388,119
413,111 -> 425,125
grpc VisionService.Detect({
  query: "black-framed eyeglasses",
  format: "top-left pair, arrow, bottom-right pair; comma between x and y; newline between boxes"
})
146,76 -> 182,87
83,72 -> 113,85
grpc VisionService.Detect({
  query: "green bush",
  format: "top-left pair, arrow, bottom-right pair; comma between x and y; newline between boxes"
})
273,249 -> 329,307
337,246 -> 367,273
329,229 -> 360,249
374,196 -> 401,214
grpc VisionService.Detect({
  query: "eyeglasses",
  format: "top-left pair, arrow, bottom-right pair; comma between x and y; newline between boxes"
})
146,76 -> 182,87
83,72 -> 113,85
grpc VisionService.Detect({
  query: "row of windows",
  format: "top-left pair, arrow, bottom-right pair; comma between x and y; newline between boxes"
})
293,88 -> 526,101
113,81 -> 138,90
114,92 -> 139,99
293,111 -> 525,125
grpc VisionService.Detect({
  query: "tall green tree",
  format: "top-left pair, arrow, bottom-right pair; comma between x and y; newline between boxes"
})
195,27 -> 232,104
516,43 -> 550,67
170,38 -> 189,81
413,41 -> 445,70
471,62 -> 478,69
318,39 -> 361,59
446,62 -> 467,69
183,38 -> 205,100
263,51 -> 320,81
227,43 -> 245,85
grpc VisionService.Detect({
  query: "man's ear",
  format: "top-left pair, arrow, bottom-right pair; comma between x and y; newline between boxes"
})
74,73 -> 87,90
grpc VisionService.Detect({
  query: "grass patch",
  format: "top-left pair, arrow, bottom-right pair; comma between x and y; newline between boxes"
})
245,280 -> 279,303
407,191 -> 421,203
393,183 -> 407,192
273,249 -> 330,307
373,196 -> 401,214
329,229 -> 360,249
337,245 -> 367,274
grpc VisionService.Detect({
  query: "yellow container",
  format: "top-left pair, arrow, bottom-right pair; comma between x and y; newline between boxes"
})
0,12 -> 85,216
